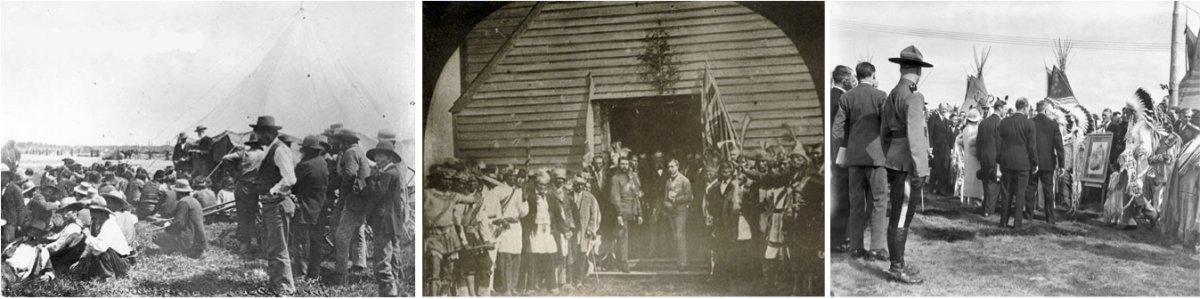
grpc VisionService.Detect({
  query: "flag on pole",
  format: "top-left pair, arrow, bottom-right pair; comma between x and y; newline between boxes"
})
701,66 -> 740,159
1179,26 -> 1200,110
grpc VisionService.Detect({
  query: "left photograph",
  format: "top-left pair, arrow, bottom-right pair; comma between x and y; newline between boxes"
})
1,2 -> 417,296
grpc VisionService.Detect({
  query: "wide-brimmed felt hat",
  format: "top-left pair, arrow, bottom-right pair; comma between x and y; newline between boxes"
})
100,190 -> 130,211
171,179 -> 193,193
73,182 -> 96,195
317,135 -> 331,151
888,45 -> 934,68
249,115 -> 282,131
195,125 -> 207,132
301,135 -> 326,151
366,140 -> 401,162
965,109 -> 982,123
333,128 -> 360,141
377,129 -> 397,140
19,180 -> 36,195
61,201 -> 111,215
62,158 -> 76,164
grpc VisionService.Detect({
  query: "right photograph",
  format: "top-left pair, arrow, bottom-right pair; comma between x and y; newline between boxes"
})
827,1 -> 1200,296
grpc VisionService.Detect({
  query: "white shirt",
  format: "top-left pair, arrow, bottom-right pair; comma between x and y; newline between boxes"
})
266,138 -> 297,195
84,217 -> 131,256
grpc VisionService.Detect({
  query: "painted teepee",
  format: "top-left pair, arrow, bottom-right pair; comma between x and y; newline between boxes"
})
961,47 -> 991,112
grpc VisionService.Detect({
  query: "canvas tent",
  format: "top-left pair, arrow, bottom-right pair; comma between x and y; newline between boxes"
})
153,7 -> 411,162
1178,27 -> 1200,110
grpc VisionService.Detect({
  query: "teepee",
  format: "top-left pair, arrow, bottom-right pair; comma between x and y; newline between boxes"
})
961,47 -> 991,112
1046,39 -> 1079,107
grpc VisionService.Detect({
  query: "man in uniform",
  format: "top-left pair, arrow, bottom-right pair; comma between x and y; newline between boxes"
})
249,116 -> 298,294
331,128 -> 372,283
832,61 -> 890,261
881,45 -> 932,284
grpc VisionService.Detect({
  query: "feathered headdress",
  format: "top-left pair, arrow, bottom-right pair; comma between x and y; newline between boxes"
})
1128,88 -> 1158,123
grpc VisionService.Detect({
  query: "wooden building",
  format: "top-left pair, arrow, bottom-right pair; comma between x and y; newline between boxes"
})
439,1 -> 821,170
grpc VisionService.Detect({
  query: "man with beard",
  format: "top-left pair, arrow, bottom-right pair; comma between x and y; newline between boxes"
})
880,45 -> 932,284
609,157 -> 642,273
248,116 -> 298,294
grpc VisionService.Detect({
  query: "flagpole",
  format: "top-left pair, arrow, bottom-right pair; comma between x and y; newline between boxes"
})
1172,1 -> 1181,107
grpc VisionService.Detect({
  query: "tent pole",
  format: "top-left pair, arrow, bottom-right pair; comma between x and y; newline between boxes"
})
1172,1 -> 1181,107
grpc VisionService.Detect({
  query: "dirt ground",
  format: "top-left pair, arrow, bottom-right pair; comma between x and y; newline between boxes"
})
830,192 -> 1200,296
4,155 -> 416,296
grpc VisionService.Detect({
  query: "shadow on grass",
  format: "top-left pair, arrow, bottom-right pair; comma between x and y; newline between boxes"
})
913,226 -> 976,242
1056,240 -> 1200,270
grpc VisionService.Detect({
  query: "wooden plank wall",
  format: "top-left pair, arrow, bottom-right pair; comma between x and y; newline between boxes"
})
455,1 -> 820,170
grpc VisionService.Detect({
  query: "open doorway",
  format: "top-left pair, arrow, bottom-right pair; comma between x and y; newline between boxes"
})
601,95 -> 703,159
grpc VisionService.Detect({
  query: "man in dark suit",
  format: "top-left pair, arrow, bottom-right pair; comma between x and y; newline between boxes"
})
829,65 -> 855,252
881,45 -> 932,284
927,104 -> 952,195
1028,100 -> 1063,224
975,97 -> 1004,217
997,98 -> 1038,229
832,62 -> 890,261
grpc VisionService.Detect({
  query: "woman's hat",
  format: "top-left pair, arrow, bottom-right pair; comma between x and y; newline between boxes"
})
366,140 -> 401,162
171,179 -> 193,193
888,45 -> 934,68
965,109 -> 982,123
249,115 -> 282,131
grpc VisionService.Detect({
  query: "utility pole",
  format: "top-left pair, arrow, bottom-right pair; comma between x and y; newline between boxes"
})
1171,1 -> 1181,107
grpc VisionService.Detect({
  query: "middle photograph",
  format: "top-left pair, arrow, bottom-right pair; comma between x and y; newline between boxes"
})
422,1 -> 826,296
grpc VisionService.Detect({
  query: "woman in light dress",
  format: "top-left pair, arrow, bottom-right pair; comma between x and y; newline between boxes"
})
956,109 -> 984,205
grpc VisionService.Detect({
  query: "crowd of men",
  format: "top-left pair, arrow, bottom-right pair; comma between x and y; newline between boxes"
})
1,116 -> 413,296
424,140 -> 824,296
831,45 -> 1200,286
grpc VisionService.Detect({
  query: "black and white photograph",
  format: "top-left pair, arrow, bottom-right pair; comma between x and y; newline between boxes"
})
827,1 -> 1200,296
1,2 -> 417,296
423,1 -> 824,296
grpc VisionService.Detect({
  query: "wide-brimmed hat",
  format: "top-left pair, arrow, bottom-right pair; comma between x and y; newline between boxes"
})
333,128 -> 360,142
100,190 -> 130,212
73,182 -> 96,195
366,140 -> 401,162
377,129 -> 397,141
195,125 -> 207,132
888,45 -> 934,68
171,179 -> 193,193
317,135 -> 331,151
19,180 -> 36,195
965,109 -> 982,123
249,115 -> 282,131
62,158 -> 76,165
61,201 -> 111,215
301,135 -> 326,151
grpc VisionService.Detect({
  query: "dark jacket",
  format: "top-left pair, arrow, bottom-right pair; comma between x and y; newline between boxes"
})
830,87 -> 847,161
294,155 -> 330,225
882,79 -> 931,176
832,84 -> 888,166
976,113 -> 1002,169
1031,114 -> 1064,170
366,162 -> 408,237
167,196 -> 206,253
997,113 -> 1039,171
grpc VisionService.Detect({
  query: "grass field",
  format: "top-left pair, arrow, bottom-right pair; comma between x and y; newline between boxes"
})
830,192 -> 1200,296
4,155 -> 415,296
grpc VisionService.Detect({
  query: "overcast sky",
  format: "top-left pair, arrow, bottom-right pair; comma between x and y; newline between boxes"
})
828,1 -> 1195,113
1,2 -> 417,146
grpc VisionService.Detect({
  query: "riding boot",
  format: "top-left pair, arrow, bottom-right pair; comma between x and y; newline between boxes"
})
887,228 -> 923,284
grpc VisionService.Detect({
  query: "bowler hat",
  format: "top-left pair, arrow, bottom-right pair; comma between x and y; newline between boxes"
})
366,140 -> 401,162
249,115 -> 283,131
888,45 -> 934,68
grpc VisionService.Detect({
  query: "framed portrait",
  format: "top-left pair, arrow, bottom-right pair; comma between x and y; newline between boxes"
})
1081,133 -> 1113,185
